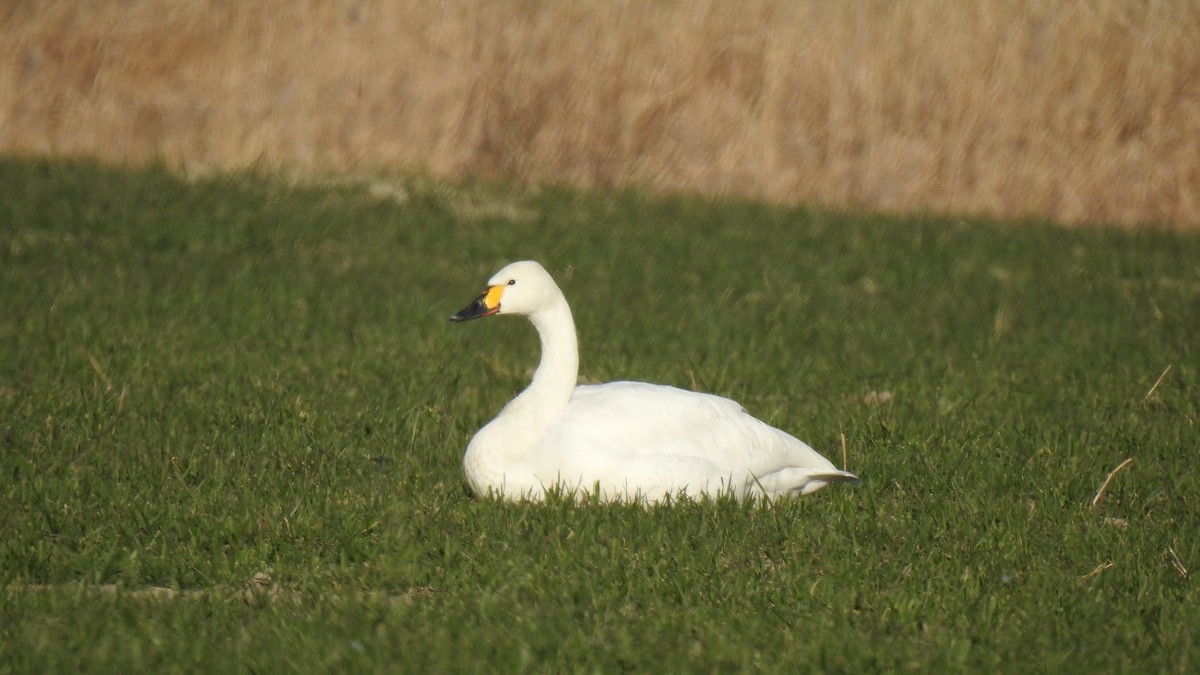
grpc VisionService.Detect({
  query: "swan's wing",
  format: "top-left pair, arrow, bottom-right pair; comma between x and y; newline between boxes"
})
538,382 -> 839,493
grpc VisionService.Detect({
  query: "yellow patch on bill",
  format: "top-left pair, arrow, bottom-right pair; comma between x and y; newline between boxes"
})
484,285 -> 505,309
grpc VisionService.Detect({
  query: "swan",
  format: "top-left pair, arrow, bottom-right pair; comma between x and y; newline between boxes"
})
449,260 -> 860,503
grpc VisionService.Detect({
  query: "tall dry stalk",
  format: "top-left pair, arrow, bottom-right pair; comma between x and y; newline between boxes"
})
2,0 -> 1197,227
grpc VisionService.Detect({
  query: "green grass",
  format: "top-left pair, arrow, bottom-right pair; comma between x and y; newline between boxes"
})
1,157 -> 1197,673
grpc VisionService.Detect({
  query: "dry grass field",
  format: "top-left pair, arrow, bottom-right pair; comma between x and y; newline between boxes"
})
2,0 -> 1198,228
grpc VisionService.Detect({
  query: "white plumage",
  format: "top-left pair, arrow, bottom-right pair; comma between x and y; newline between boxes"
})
450,260 -> 859,503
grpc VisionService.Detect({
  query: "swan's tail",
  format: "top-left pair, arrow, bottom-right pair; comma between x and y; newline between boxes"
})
754,467 -> 861,497
799,469 -> 861,494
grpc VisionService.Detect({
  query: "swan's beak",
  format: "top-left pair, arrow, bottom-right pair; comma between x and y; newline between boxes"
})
449,285 -> 504,322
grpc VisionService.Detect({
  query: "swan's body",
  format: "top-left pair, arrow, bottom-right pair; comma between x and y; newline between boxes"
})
450,261 -> 859,503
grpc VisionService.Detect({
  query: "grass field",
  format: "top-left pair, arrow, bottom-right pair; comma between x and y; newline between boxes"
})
1,159 -> 1198,672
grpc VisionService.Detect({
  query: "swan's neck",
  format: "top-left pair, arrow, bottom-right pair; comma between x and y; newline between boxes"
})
513,294 -> 578,421
464,292 -> 579,496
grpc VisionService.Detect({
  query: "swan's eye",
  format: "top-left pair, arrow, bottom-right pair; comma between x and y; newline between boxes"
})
507,279 -> 516,286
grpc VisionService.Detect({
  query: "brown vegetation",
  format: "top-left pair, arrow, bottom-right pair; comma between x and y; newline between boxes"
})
2,0 -> 1198,227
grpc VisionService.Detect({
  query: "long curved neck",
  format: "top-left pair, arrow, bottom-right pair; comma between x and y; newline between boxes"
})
463,289 -> 579,497
514,293 -> 578,421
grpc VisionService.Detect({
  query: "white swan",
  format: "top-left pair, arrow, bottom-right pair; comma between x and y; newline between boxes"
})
450,260 -> 860,503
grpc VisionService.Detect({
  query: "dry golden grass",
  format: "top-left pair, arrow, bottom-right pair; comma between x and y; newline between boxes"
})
3,0 -> 1198,227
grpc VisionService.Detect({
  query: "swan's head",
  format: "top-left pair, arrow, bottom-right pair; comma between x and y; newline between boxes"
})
450,260 -> 560,322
